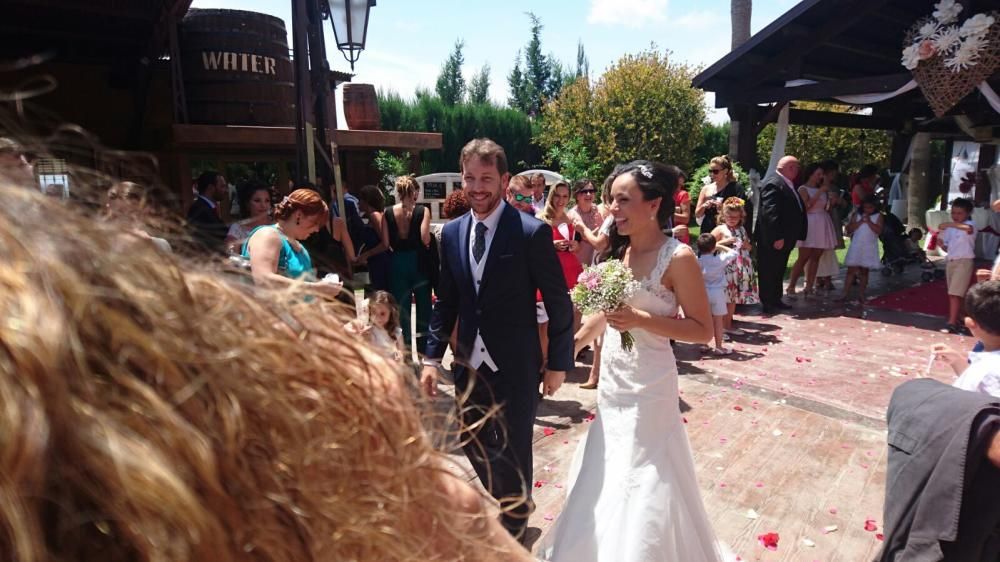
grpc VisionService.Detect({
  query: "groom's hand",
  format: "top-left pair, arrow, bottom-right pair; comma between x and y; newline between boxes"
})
542,370 -> 566,396
420,365 -> 439,397
773,239 -> 785,250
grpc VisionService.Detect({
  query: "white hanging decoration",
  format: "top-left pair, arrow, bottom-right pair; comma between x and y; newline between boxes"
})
946,33 -> 987,71
959,13 -> 995,37
932,0 -> 963,25
902,5 -> 995,74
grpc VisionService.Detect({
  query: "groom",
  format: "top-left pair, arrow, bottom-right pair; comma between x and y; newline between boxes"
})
421,138 -> 574,539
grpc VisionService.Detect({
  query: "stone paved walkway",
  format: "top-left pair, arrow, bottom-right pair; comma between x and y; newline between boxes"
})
426,258 -> 975,560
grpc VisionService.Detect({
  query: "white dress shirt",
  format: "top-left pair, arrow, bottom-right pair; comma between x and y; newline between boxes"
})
466,201 -> 506,372
953,349 -> 1000,397
941,220 -> 977,260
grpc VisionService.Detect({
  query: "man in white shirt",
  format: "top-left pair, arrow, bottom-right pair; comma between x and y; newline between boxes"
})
421,139 -> 574,542
530,173 -> 547,215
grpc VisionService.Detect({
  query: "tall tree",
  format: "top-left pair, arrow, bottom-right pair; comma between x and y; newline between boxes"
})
468,64 -> 491,104
575,40 -> 590,80
507,50 -> 532,112
548,57 -> 569,97
435,39 -> 466,106
730,0 -> 752,50
523,12 -> 551,112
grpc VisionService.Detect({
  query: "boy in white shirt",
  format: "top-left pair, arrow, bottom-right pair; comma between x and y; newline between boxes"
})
931,280 -> 1000,397
697,234 -> 738,356
938,198 -> 977,334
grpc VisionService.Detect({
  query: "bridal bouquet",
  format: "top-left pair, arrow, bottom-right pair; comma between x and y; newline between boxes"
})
572,260 -> 642,351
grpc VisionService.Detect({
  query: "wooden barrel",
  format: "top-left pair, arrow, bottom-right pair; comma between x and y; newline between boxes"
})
342,83 -> 380,130
180,9 -> 295,127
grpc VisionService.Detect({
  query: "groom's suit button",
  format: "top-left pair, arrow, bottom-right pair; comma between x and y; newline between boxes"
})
476,309 -> 482,316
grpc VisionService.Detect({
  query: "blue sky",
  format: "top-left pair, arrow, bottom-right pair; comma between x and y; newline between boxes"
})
191,0 -> 800,123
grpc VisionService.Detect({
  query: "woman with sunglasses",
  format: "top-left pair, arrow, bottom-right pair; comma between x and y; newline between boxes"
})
695,155 -> 746,235
568,179 -> 603,265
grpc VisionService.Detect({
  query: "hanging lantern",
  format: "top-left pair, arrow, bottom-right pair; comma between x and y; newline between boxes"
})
326,0 -> 375,70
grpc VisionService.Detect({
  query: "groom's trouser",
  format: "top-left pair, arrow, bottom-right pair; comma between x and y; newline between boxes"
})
456,364 -> 538,537
757,241 -> 793,306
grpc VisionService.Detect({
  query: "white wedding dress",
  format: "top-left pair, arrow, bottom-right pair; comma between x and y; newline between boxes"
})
539,238 -> 724,562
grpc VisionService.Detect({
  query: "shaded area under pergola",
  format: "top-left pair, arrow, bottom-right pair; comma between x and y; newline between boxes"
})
694,0 -> 1000,181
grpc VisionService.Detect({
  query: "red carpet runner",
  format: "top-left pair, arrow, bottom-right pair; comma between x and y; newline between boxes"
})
867,279 -> 949,317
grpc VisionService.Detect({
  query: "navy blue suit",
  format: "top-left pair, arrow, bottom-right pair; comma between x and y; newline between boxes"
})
426,202 -> 573,535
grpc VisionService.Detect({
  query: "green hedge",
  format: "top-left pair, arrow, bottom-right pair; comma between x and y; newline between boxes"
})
379,91 -> 541,173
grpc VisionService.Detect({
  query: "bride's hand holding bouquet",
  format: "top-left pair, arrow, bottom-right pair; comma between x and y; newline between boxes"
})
571,260 -> 642,351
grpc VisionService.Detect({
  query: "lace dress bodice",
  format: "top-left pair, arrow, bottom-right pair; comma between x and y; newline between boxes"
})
600,238 -> 684,405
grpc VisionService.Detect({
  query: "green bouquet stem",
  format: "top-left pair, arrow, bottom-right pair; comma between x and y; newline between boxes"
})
620,330 -> 635,352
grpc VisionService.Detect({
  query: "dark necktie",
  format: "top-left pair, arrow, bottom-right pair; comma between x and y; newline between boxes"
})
473,222 -> 487,263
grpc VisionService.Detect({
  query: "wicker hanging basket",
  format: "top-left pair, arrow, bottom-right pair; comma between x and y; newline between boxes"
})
904,12 -> 1000,117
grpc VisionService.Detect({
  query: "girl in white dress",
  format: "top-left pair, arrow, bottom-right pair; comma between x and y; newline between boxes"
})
539,161 -> 724,562
841,197 -> 884,305
345,291 -> 404,362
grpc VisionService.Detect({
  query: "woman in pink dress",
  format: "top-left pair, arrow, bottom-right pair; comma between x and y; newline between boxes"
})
787,163 -> 837,295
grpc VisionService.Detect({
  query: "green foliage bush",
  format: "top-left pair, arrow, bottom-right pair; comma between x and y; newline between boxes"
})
378,90 -> 540,173
757,102 -> 891,174
536,49 -> 705,180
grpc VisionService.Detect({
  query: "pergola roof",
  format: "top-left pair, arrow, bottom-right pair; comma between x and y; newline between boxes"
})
1,0 -> 192,66
693,0 -> 1000,135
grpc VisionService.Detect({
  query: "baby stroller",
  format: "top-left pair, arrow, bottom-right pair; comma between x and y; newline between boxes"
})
880,213 -> 939,280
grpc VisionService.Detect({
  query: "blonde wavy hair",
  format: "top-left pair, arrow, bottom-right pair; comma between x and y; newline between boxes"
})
395,174 -> 420,201
538,181 -> 570,225
0,182 -> 518,561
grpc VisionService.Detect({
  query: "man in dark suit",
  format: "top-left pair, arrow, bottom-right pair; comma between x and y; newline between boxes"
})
421,138 -> 574,541
187,171 -> 228,253
753,155 -> 807,314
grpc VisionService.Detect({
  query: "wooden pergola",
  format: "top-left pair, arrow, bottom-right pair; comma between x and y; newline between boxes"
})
693,0 -> 1000,179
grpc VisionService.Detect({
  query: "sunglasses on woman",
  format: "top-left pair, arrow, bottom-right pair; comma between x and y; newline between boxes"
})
709,168 -> 724,175
577,189 -> 596,195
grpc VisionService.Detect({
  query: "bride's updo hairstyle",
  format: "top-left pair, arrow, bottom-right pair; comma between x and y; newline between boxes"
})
603,160 -> 678,260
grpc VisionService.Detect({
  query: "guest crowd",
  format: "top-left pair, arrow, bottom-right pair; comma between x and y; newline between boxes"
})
2,131 -> 1000,561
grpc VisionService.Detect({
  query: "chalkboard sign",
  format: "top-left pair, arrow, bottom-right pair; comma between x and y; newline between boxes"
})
423,181 -> 447,200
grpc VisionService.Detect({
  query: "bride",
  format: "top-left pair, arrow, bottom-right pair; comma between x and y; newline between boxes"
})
538,161 -> 723,561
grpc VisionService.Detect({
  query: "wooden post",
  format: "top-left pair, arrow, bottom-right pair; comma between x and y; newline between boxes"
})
975,143 -> 997,205
889,132 -> 914,172
908,132 -> 931,229
941,139 -> 954,210
729,104 -> 760,172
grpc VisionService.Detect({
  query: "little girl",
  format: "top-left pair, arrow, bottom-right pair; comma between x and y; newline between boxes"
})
346,291 -> 405,362
841,197 -> 884,305
711,197 -> 759,333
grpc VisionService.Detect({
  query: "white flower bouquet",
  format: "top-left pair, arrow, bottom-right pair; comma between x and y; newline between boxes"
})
572,260 -> 642,352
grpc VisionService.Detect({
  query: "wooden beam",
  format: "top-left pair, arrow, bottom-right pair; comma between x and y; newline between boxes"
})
716,73 -> 912,107
731,0 -> 892,92
775,108 -> 902,130
826,37 -> 902,64
171,124 -> 443,151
